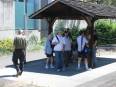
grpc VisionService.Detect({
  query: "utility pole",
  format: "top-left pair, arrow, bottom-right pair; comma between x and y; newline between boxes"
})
24,0 -> 27,34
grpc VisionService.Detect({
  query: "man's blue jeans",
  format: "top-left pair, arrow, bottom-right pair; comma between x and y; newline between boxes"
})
55,51 -> 63,70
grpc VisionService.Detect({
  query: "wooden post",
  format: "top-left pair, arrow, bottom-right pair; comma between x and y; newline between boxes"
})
89,19 -> 95,68
84,17 -> 96,68
47,17 -> 56,34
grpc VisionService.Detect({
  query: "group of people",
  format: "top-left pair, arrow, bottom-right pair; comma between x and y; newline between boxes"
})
44,30 -> 71,71
12,29 -> 97,77
44,29 -> 97,72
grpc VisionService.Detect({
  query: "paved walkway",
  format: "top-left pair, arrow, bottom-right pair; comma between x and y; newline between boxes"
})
0,62 -> 116,87
0,49 -> 116,87
0,79 -> 39,87
77,71 -> 116,87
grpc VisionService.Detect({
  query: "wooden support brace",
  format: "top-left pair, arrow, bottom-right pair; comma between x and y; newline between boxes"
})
46,17 -> 56,34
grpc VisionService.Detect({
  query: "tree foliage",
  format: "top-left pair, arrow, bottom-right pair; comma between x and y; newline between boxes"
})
95,20 -> 116,45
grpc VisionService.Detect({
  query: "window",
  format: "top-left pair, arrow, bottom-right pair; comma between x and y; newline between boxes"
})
19,0 -> 24,2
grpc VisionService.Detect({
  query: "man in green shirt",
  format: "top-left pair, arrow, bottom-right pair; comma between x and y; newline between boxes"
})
12,30 -> 27,77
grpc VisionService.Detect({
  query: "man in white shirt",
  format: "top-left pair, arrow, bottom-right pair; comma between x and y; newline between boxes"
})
77,30 -> 89,70
52,31 -> 65,71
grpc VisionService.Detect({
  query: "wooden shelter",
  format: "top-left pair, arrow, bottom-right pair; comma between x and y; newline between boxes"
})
29,0 -> 116,68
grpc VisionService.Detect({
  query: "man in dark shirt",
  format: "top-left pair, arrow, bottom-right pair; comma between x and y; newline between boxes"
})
12,30 -> 27,77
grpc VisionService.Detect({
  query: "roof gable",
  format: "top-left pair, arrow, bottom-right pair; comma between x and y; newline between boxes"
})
29,0 -> 116,19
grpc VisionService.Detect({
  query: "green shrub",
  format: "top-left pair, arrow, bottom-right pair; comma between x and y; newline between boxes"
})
0,34 -> 44,56
27,41 -> 43,51
27,34 -> 44,51
70,26 -> 80,41
0,38 -> 13,55
95,20 -> 116,45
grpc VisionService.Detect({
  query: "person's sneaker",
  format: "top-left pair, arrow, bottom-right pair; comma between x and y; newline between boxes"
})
50,64 -> 55,68
45,65 -> 49,69
15,74 -> 19,77
86,68 -> 92,71
85,66 -> 88,70
19,71 -> 23,76
57,69 -> 61,72
62,68 -> 66,71
24,61 -> 26,64
15,72 -> 20,77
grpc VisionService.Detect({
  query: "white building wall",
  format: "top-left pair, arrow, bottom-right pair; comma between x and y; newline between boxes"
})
0,0 -> 4,27
0,0 -> 15,39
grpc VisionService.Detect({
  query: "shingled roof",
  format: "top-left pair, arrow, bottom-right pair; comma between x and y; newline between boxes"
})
29,0 -> 116,19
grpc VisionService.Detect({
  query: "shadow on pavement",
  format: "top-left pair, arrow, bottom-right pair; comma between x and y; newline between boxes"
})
6,57 -> 116,76
96,57 -> 116,67
0,75 -> 16,78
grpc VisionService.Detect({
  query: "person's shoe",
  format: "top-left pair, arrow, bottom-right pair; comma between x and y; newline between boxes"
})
57,69 -> 61,72
45,65 -> 49,69
86,68 -> 92,71
15,74 -> 19,77
85,65 -> 89,71
15,72 -> 20,77
24,61 -> 26,64
50,64 -> 55,68
62,67 -> 66,71
19,71 -> 23,76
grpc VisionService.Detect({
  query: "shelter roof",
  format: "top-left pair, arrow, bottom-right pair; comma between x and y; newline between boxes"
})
29,0 -> 116,19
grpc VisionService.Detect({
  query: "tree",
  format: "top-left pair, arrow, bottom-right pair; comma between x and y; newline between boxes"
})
54,20 -> 65,33
111,0 -> 116,6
